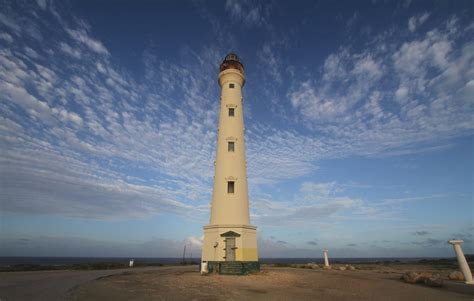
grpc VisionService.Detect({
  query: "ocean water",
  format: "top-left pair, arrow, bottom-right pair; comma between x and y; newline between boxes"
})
0,256 -> 451,267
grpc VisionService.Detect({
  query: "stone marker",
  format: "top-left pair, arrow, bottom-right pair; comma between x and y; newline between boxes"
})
323,249 -> 330,267
448,239 -> 474,284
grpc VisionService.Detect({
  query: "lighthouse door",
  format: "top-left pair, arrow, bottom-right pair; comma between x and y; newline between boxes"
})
225,238 -> 236,261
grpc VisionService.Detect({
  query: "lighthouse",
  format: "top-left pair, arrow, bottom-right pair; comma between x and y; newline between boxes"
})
202,53 -> 259,274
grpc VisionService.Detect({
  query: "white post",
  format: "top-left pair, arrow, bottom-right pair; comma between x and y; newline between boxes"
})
201,261 -> 208,274
323,249 -> 330,267
448,240 -> 473,284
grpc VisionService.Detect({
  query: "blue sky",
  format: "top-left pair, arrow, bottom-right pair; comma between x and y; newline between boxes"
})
0,0 -> 473,258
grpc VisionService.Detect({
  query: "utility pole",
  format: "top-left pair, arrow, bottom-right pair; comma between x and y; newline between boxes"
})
182,244 -> 187,265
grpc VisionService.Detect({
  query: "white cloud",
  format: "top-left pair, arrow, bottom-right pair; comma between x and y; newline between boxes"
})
289,16 -> 473,158
224,0 -> 270,28
393,30 -> 452,75
24,47 -> 39,59
0,146 -> 203,220
0,11 -> 221,220
36,0 -> 47,10
0,12 -> 21,35
247,126 -> 323,184
395,85 -> 408,99
289,81 -> 342,121
352,55 -> 382,79
0,32 -> 13,43
0,3 -> 472,231
300,182 -> 340,198
66,28 -> 109,55
0,81 -> 54,122
257,43 -> 282,83
59,42 -> 82,59
52,107 -> 83,125
0,235 -> 202,257
250,182 -> 383,227
408,12 -> 430,32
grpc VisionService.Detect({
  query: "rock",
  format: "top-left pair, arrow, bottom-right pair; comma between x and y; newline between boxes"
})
339,266 -> 346,271
402,271 -> 442,287
424,274 -> 443,287
401,271 -> 421,284
418,272 -> 433,280
307,263 -> 319,269
448,271 -> 465,281
323,265 -> 332,270
349,266 -> 356,270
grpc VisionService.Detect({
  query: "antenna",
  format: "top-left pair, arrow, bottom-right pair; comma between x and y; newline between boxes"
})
182,244 -> 187,265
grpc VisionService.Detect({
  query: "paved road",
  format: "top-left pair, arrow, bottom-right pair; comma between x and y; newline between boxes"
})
0,266 -> 195,301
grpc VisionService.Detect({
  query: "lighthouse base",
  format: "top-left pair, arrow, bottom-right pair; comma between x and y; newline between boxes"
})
206,261 -> 260,275
202,224 -> 258,263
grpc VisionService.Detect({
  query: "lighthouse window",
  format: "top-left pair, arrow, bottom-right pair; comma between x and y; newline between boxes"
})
228,141 -> 235,152
228,108 -> 235,116
227,181 -> 235,193
229,83 -> 235,88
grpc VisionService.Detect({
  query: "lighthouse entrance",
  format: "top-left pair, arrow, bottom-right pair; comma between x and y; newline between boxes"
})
221,231 -> 240,261
225,237 -> 236,261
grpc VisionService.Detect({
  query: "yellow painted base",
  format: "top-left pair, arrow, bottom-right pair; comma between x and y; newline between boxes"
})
202,224 -> 258,262
236,248 -> 258,261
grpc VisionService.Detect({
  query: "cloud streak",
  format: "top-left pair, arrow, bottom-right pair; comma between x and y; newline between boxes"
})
0,2 -> 472,238
288,16 -> 473,158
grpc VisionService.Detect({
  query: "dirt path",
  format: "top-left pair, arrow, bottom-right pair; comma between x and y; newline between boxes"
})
68,266 -> 474,301
0,266 -> 193,301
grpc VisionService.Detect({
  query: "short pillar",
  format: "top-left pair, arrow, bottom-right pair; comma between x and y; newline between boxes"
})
201,261 -> 208,274
448,240 -> 473,284
323,249 -> 330,267
129,259 -> 134,267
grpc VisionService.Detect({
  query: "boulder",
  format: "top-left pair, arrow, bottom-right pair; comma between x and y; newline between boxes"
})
418,272 -> 433,279
401,271 -> 421,284
402,271 -> 443,287
401,271 -> 434,284
448,271 -> 465,281
323,265 -> 332,270
424,274 -> 443,287
349,265 -> 356,270
339,266 -> 346,271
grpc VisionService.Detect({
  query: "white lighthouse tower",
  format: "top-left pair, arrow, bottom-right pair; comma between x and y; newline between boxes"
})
202,53 -> 259,273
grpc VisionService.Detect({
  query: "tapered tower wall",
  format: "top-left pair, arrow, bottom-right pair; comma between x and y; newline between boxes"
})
202,54 -> 258,263
210,69 -> 249,225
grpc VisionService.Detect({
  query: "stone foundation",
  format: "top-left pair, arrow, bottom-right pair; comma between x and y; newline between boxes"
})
205,261 -> 260,275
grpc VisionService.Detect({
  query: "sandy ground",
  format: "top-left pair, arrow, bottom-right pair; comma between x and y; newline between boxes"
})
0,266 -> 188,301
67,265 -> 474,301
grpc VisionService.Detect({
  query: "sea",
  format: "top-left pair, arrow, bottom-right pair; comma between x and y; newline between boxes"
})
0,256 -> 451,267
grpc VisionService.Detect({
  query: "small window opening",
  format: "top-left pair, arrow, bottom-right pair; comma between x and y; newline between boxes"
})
229,83 -> 235,88
227,181 -> 235,193
228,141 -> 235,152
228,108 -> 235,116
